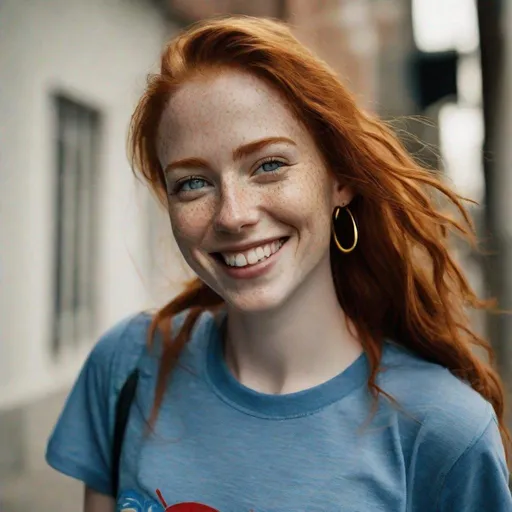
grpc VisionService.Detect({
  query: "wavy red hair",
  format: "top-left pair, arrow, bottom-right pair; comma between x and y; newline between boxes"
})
129,16 -> 510,459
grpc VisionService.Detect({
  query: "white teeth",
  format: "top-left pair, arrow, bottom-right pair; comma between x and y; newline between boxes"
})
235,254 -> 247,267
246,250 -> 259,265
221,239 -> 285,268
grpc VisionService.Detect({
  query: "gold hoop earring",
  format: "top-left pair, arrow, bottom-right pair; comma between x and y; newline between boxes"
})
332,206 -> 358,254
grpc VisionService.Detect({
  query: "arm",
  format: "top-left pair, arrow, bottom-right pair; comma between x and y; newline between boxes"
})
438,417 -> 511,511
84,486 -> 115,512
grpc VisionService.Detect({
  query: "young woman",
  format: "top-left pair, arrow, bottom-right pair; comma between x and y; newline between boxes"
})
46,16 -> 512,512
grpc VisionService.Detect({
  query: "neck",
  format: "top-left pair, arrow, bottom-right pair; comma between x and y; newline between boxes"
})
223,256 -> 363,394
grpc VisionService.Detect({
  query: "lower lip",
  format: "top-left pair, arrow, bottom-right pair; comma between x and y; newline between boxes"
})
216,240 -> 287,280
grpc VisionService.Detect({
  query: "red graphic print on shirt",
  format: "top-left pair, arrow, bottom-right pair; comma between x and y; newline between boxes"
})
156,489 -> 220,512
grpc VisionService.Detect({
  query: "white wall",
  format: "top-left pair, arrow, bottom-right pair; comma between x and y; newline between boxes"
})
0,0 -> 178,409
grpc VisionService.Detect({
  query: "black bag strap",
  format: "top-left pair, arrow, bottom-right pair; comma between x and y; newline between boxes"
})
111,367 -> 139,498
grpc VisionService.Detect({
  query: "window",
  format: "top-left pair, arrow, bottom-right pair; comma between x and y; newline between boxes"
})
52,94 -> 101,355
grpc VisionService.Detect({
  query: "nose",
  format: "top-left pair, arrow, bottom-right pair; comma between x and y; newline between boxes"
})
213,183 -> 259,234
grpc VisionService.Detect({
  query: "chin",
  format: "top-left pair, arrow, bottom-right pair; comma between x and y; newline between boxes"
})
221,285 -> 291,314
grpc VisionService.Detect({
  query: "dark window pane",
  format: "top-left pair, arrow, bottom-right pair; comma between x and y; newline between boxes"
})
52,95 -> 101,355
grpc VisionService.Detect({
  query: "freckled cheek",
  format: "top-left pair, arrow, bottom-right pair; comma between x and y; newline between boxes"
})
168,201 -> 214,248
264,173 -> 332,230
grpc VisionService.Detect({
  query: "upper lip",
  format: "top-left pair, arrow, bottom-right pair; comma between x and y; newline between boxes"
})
211,236 -> 287,254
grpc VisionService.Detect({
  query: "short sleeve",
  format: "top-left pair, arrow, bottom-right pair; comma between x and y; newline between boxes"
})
45,315 -> 146,496
438,416 -> 512,511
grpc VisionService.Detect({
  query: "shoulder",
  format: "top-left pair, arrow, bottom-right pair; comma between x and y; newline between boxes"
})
378,342 -> 495,469
45,312 -> 152,493
91,312 -> 152,360
88,308 -> 217,386
87,312 -> 152,387
437,414 -> 511,511
45,308 -> 217,494
379,341 -> 493,425
376,342 -> 509,507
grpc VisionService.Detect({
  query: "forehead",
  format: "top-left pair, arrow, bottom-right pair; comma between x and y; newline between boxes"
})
156,69 -> 311,163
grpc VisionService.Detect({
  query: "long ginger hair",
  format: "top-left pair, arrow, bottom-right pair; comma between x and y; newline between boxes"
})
129,16 -> 510,458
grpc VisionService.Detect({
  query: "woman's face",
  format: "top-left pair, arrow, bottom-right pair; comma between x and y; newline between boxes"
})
157,69 -> 352,312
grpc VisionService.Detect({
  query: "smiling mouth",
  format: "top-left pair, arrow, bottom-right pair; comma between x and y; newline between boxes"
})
212,237 -> 289,268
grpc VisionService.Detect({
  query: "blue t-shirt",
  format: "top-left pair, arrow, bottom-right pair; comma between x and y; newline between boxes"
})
46,311 -> 512,511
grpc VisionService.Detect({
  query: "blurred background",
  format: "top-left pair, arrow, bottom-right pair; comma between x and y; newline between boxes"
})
0,0 -> 511,509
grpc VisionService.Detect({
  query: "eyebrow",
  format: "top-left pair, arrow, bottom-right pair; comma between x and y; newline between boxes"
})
164,136 -> 296,174
232,136 -> 296,161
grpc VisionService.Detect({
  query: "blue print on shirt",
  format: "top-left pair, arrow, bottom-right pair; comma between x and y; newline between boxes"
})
117,490 -> 164,512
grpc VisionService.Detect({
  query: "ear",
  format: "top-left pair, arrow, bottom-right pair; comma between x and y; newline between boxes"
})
331,179 -> 355,208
